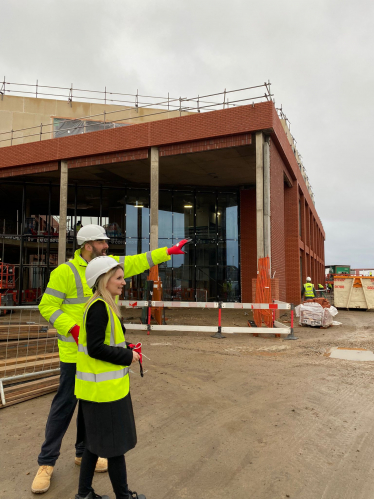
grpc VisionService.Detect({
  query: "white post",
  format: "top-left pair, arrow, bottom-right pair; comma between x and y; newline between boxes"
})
256,132 -> 264,262
263,138 -> 271,267
150,147 -> 159,251
58,160 -> 68,265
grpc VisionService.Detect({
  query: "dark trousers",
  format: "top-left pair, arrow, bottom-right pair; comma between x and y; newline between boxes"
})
78,448 -> 128,499
38,361 -> 85,466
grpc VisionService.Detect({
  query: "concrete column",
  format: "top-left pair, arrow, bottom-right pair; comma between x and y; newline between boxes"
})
58,160 -> 68,265
263,138 -> 271,266
255,132 -> 264,261
150,147 -> 159,251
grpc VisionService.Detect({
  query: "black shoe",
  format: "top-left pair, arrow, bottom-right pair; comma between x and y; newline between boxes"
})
75,490 -> 110,499
127,491 -> 146,499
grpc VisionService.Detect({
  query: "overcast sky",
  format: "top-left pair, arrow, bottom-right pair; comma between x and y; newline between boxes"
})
1,0 -> 373,268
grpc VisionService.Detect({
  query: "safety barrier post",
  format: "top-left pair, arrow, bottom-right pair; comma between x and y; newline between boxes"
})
0,380 -> 5,406
285,304 -> 298,340
212,301 -> 225,339
147,300 -> 151,335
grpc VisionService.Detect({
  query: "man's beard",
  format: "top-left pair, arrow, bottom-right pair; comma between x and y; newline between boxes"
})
91,246 -> 108,258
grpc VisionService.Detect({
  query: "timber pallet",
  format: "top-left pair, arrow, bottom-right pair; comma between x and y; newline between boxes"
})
1,375 -> 60,408
0,357 -> 60,377
0,352 -> 59,368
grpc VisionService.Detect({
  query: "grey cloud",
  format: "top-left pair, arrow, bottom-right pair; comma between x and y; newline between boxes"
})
1,0 -> 373,266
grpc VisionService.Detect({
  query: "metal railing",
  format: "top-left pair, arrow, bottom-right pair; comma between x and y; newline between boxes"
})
118,299 -> 296,339
0,80 -> 273,146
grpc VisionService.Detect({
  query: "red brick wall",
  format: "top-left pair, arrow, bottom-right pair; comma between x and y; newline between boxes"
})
269,140 -> 287,301
0,102 -> 273,170
284,182 -> 301,305
240,189 -> 257,302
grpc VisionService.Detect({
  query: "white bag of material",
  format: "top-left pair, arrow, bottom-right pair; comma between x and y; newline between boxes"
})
322,307 -> 333,327
328,306 -> 338,317
296,302 -> 339,328
298,303 -> 324,327
295,302 -> 321,317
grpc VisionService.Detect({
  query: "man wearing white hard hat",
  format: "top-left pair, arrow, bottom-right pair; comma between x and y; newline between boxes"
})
32,223 -> 190,494
301,276 -> 316,300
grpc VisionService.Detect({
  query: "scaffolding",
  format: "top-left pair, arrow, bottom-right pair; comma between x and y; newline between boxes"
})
0,79 -> 274,146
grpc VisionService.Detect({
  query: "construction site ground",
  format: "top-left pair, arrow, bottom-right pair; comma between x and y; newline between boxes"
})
2,308 -> 374,499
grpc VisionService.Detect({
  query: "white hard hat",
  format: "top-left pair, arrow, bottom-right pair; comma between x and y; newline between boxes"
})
306,276 -> 312,282
77,224 -> 109,245
86,256 -> 121,289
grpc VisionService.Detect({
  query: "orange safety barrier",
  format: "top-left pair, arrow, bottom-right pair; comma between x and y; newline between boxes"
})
253,257 -> 273,328
148,265 -> 163,326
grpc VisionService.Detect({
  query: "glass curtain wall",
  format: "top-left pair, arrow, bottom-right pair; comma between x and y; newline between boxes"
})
0,182 -> 240,303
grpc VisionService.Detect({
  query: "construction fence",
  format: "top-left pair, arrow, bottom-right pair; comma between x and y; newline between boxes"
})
0,299 -> 295,408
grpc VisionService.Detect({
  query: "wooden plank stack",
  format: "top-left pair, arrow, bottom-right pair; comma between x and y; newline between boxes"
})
0,319 -> 60,408
1,373 -> 60,408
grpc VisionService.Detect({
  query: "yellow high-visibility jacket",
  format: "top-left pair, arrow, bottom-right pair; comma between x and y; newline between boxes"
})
39,247 -> 170,363
303,282 -> 315,298
75,297 -> 129,403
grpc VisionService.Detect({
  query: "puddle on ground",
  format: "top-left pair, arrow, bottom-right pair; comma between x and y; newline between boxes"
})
326,347 -> 374,361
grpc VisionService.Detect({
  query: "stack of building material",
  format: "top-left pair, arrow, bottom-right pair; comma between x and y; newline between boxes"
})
0,323 -> 60,408
304,297 -> 331,308
296,302 -> 338,328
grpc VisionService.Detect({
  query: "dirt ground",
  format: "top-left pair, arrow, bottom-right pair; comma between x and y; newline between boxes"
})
2,308 -> 374,499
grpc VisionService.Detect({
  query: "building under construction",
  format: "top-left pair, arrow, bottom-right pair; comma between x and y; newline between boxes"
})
0,81 -> 325,306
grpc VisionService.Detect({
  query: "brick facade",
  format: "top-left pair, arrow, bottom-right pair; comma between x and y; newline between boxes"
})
240,189 -> 257,303
0,100 -> 325,305
269,140 -> 287,301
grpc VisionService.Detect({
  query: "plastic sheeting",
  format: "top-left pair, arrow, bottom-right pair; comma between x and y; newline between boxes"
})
295,302 -> 338,328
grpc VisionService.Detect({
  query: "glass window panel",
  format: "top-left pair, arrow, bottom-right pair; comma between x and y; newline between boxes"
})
126,190 -> 149,238
172,265 -> 195,301
196,192 -> 216,239
172,237 -> 195,269
126,238 -> 138,256
158,267 -> 172,300
217,193 -> 239,240
159,191 -> 172,238
141,239 -> 149,253
102,189 -> 125,239
217,266 -> 240,302
218,241 -> 239,268
123,272 -> 148,300
0,183 -> 24,234
195,240 -> 217,267
173,192 -> 194,239
196,266 -> 217,302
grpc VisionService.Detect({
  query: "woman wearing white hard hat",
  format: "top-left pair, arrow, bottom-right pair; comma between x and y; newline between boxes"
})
74,256 -> 143,499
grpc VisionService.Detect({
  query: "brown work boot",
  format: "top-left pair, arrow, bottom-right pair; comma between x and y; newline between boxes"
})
75,456 -> 108,473
31,465 -> 54,494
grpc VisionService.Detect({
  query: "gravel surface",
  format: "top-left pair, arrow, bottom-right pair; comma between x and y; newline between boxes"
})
2,308 -> 374,499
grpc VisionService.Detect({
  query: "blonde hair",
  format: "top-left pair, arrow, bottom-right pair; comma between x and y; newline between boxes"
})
85,265 -> 122,318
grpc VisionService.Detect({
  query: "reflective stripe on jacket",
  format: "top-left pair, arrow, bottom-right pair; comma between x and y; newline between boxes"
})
75,297 -> 129,403
303,283 -> 315,298
39,247 -> 170,363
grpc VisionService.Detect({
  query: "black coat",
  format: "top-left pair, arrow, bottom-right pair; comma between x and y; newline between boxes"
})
80,300 -> 137,458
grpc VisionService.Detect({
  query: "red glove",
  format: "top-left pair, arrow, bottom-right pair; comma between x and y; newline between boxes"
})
128,342 -> 144,377
70,325 -> 80,345
167,238 -> 192,255
128,342 -> 142,364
